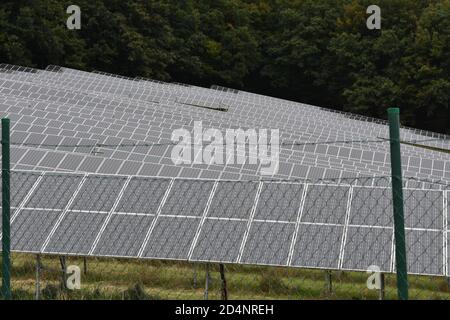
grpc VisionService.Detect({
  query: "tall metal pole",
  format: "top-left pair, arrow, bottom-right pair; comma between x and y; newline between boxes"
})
1,118 -> 11,299
387,108 -> 408,300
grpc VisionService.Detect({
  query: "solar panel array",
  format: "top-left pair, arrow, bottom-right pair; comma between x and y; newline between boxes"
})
1,171 -> 448,276
0,64 -> 449,183
0,64 -> 449,276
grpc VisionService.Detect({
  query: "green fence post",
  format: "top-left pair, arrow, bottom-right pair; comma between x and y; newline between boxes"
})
1,118 -> 11,300
387,108 -> 408,300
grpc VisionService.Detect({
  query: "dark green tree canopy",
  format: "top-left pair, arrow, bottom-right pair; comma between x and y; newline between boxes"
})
0,0 -> 449,133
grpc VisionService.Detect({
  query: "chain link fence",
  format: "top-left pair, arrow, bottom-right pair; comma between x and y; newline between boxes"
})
0,171 -> 449,300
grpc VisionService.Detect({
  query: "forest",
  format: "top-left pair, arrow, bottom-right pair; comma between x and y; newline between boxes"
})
0,0 -> 449,134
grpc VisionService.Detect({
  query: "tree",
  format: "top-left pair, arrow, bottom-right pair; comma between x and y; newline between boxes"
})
0,0 -> 448,133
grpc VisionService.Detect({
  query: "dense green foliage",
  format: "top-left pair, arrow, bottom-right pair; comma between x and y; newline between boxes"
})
0,0 -> 449,133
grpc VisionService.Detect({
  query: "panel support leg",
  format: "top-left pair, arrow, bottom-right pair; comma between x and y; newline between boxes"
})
35,254 -> 41,300
204,264 -> 210,300
325,270 -> 332,295
379,273 -> 385,300
83,257 -> 87,276
60,256 -> 67,290
219,264 -> 228,300
193,264 -> 198,288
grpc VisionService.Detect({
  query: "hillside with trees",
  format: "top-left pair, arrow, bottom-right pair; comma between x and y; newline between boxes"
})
0,0 -> 449,133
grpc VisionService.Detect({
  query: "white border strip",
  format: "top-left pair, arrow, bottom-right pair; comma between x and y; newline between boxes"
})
338,185 -> 354,269
237,181 -> 263,263
444,190 -> 448,276
390,223 -> 396,273
187,181 -> 218,260
287,184 -> 309,266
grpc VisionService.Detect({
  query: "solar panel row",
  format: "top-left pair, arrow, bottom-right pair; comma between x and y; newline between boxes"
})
0,94 -> 448,183
0,171 -> 447,276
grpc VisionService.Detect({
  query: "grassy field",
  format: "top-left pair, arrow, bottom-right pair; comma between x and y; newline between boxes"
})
1,254 -> 448,300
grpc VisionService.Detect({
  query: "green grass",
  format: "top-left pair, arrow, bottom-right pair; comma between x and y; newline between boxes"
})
1,254 -> 449,300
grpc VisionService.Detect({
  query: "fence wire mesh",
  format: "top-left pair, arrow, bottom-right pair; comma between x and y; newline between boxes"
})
0,171 -> 449,300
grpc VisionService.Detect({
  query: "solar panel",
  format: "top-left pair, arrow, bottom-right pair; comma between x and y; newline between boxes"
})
11,209 -> 61,252
207,181 -> 259,219
115,177 -> 170,214
161,180 -> 214,217
69,176 -> 126,212
240,221 -> 295,266
405,230 -> 443,275
24,173 -> 83,209
301,185 -> 350,224
404,189 -> 443,229
342,226 -> 393,272
43,211 -> 107,255
290,224 -> 343,269
349,187 -> 393,227
93,214 -> 155,257
142,216 -> 200,260
253,183 -> 303,222
190,219 -> 247,263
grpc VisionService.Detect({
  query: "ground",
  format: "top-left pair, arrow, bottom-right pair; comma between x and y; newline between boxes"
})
2,254 -> 449,300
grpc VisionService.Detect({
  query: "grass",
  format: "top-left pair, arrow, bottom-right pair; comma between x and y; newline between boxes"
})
1,254 -> 449,300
